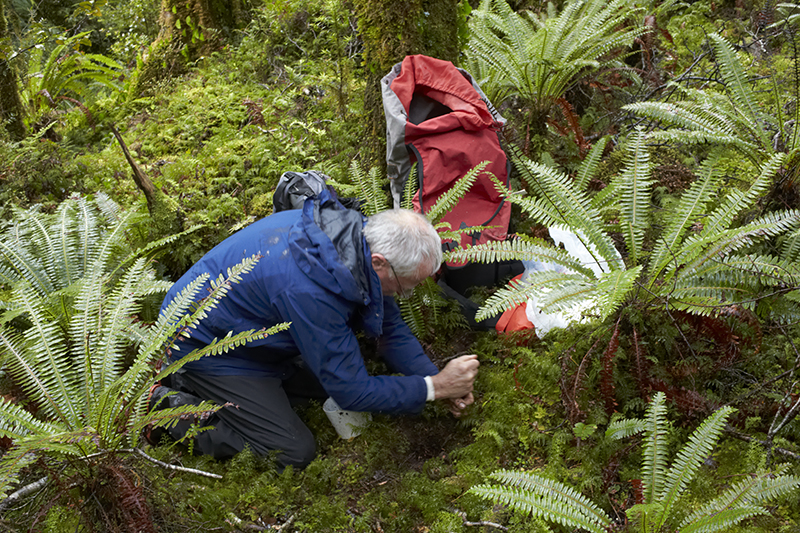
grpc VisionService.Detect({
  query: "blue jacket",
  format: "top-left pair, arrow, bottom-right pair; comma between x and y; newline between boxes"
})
160,191 -> 439,414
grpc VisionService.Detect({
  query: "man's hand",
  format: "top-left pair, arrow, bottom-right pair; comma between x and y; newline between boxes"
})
447,392 -> 474,418
430,354 -> 479,413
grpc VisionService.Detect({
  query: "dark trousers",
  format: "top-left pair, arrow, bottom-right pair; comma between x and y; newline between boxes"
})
161,366 -> 328,469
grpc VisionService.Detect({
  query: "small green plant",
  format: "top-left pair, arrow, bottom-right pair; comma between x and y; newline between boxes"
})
470,392 -> 800,532
464,0 -> 645,140
21,31 -> 123,123
446,133 -> 800,326
0,194 -> 288,529
625,33 -> 799,171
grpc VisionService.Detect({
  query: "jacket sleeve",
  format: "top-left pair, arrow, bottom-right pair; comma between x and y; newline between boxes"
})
378,298 -> 439,377
272,290 -> 429,414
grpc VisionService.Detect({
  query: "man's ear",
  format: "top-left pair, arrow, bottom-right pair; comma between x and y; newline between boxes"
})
371,253 -> 387,270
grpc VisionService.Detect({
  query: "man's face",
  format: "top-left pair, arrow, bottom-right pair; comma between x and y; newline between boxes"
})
371,254 -> 427,298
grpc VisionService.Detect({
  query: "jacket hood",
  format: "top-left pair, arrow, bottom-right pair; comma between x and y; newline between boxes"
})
288,189 -> 385,336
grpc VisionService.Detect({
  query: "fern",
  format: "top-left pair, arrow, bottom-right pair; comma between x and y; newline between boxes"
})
349,160 -> 390,216
606,417 -> 647,440
640,392 -> 670,504
654,405 -> 736,530
0,196 -> 284,502
470,470 -> 611,533
465,0 -> 645,121
472,394 -> 800,531
422,161 -> 491,223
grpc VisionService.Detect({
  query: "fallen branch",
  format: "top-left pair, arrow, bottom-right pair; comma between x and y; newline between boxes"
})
134,448 -> 222,479
0,475 -> 48,513
459,511 -> 508,531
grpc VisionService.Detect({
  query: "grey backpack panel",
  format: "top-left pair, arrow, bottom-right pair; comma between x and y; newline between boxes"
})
273,170 -> 331,212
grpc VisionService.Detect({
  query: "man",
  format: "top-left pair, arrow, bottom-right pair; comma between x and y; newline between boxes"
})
149,188 -> 479,469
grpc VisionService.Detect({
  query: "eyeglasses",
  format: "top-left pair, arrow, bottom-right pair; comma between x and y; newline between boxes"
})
387,261 -> 414,299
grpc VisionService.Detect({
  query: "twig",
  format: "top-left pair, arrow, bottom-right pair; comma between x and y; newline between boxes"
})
725,426 -> 800,461
134,448 -> 222,479
0,476 -> 48,513
276,514 -> 296,531
458,511 -> 508,531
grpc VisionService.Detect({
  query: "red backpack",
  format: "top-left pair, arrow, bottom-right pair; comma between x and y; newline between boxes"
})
381,55 -> 523,329
381,55 -> 512,254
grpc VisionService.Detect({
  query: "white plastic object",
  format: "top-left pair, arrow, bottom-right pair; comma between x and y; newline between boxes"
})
323,397 -> 371,439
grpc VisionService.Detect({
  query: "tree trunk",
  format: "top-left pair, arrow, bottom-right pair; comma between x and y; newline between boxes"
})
0,1 -> 25,141
352,0 -> 461,171
131,0 -> 246,97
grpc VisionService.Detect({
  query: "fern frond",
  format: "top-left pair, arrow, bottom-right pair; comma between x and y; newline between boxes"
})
349,161 -> 389,216
437,224 -> 493,243
614,129 -> 653,264
423,161 -> 490,223
606,418 -> 646,440
641,392 -> 669,503
444,238 -> 597,278
779,226 -> 800,262
708,33 -> 772,150
0,238 -> 53,296
574,137 -> 608,191
401,164 -> 418,210
647,156 -> 722,283
0,396 -> 61,438
679,506 -> 766,533
1,287 -> 80,427
490,469 -> 611,529
397,295 -> 425,337
0,448 -> 37,501
470,470 -> 611,533
677,210 -> 800,278
654,405 -> 736,530
624,101 -> 737,135
476,270 -> 593,321
699,153 -> 783,240
680,472 -> 800,530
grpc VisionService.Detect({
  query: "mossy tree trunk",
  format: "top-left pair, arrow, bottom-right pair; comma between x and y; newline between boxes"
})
352,0 -> 462,171
131,0 -> 246,97
0,1 -> 25,141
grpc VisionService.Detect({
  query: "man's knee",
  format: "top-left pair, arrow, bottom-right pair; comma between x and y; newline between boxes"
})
276,430 -> 316,469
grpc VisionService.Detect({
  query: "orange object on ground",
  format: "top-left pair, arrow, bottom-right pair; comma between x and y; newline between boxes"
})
495,274 -> 535,333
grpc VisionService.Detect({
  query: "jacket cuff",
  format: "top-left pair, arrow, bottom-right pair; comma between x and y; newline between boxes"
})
423,375 -> 435,401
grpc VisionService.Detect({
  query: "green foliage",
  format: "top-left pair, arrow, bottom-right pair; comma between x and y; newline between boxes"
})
20,31 -> 123,123
472,392 -> 800,532
0,194 -> 287,507
454,135 -> 800,324
625,33 -> 799,169
464,0 -> 646,129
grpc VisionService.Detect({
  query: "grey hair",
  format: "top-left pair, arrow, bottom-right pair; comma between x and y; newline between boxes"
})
364,209 -> 442,277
